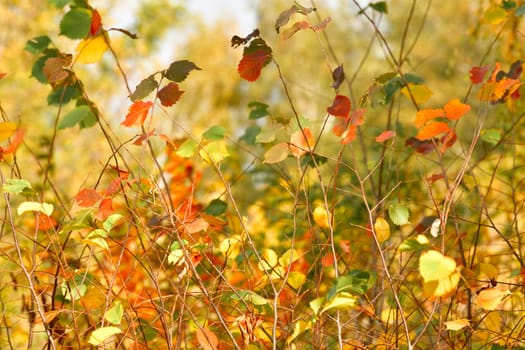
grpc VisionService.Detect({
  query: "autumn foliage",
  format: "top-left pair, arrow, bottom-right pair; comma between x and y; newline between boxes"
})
2,1 -> 525,349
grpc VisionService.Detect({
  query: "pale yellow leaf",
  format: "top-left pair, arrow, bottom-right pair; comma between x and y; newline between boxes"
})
476,289 -> 510,310
88,326 -> 121,346
17,201 -> 54,216
0,122 -> 17,142
445,318 -> 470,331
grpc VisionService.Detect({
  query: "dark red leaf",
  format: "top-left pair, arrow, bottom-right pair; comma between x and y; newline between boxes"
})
157,82 -> 184,107
469,65 -> 490,84
405,137 -> 435,154
76,188 -> 101,207
327,94 -> 351,118
427,173 -> 445,183
440,130 -> 457,153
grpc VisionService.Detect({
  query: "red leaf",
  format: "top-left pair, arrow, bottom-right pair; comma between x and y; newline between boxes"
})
76,188 -> 101,207
469,65 -> 490,84
104,177 -> 122,196
427,173 -> 444,183
237,39 -> 272,82
327,94 -> 351,118
415,122 -> 451,141
444,99 -> 470,120
90,9 -> 102,36
157,82 -> 184,107
415,109 -> 444,128
133,129 -> 155,145
322,253 -> 335,267
121,100 -> 153,127
375,130 -> 395,142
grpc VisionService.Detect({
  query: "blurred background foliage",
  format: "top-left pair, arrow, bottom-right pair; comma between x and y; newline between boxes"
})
1,0 -> 524,348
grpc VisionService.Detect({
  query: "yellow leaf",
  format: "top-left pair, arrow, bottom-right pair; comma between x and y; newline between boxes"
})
401,83 -> 433,105
419,250 -> 456,282
286,271 -> 306,289
320,292 -> 357,314
313,206 -> 331,229
476,289 -> 510,310
199,141 -> 229,164
374,217 -> 390,243
88,326 -> 121,346
478,262 -> 498,280
279,248 -> 300,267
258,248 -> 278,271
0,122 -> 17,142
445,318 -> 470,331
286,320 -> 312,344
75,32 -> 109,64
423,270 -> 460,297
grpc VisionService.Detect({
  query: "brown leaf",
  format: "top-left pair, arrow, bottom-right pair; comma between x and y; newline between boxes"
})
331,64 -> 344,90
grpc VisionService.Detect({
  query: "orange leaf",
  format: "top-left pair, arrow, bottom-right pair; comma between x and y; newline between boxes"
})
311,17 -> 332,32
444,99 -> 470,120
493,78 -> 521,101
327,94 -> 351,118
97,198 -> 114,221
332,117 -> 349,137
157,82 -> 184,107
350,108 -> 365,126
4,128 -> 25,154
76,188 -> 101,207
415,109 -> 444,128
0,72 -> 6,80
280,21 -> 310,40
415,122 -> 451,141
90,9 -> 102,36
36,214 -> 57,231
289,127 -> 315,157
375,130 -> 395,142
341,125 -> 357,144
121,100 -> 152,127
196,327 -> 219,350
237,39 -> 272,82
469,65 -> 490,84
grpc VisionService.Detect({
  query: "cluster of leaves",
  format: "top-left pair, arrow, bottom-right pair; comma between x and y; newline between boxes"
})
2,0 -> 525,349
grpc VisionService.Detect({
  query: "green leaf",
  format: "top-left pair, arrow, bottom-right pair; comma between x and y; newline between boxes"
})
239,126 -> 261,145
60,8 -> 92,39
88,326 -> 122,346
516,4 -> 525,16
501,0 -> 516,10
164,60 -> 201,82
327,270 -> 377,299
25,36 -> 52,54
248,101 -> 269,119
370,1 -> 388,13
300,153 -> 327,168
388,203 -> 410,225
203,125 -> 225,141
375,72 -> 397,83
47,84 -> 81,105
49,0 -> 71,8
3,179 -> 32,194
17,201 -> 54,216
237,290 -> 269,306
481,129 -> 502,144
205,199 -> 227,216
264,143 -> 289,164
309,297 -> 325,315
103,213 -> 123,232
84,229 -> 109,250
58,105 -> 96,130
60,209 -> 94,232
399,236 -> 429,252
129,76 -> 158,101
104,301 -> 124,325
175,139 -> 198,158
